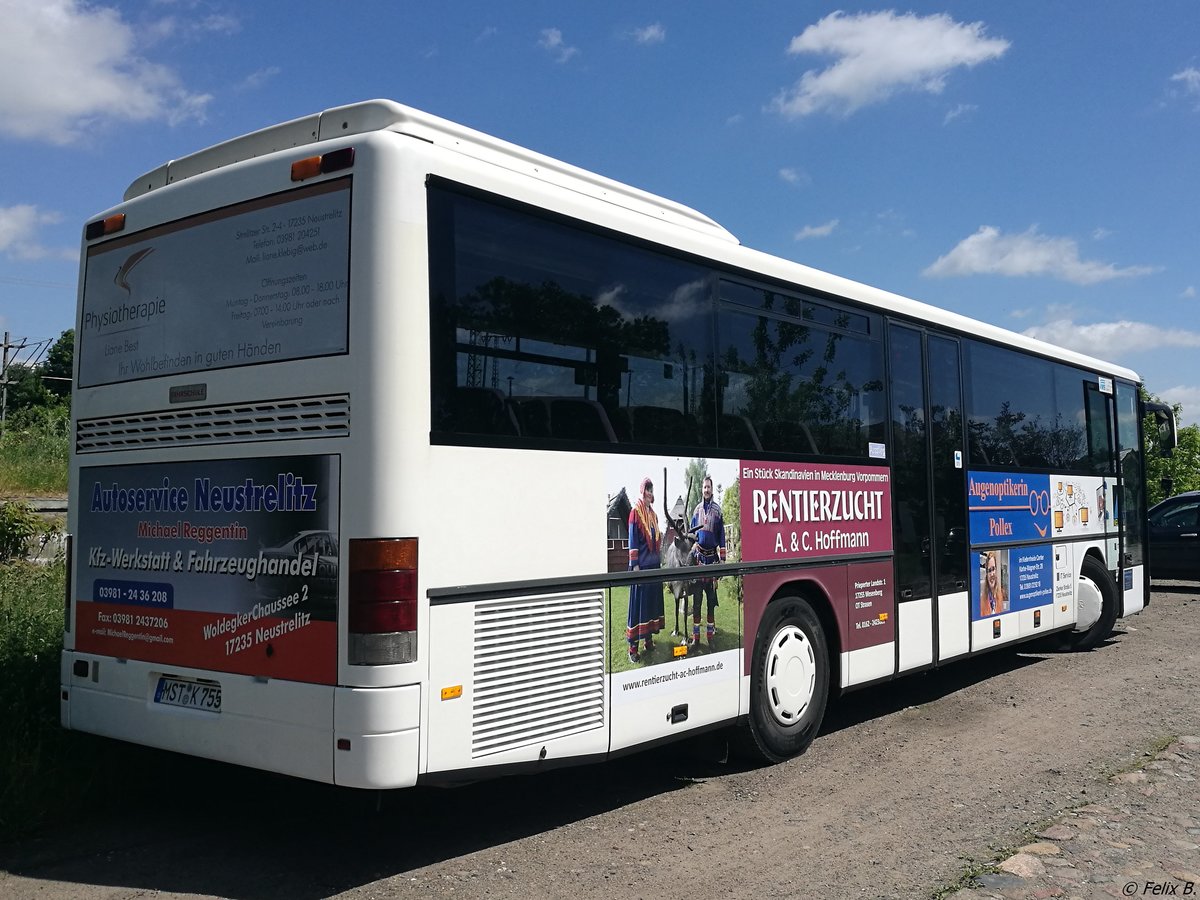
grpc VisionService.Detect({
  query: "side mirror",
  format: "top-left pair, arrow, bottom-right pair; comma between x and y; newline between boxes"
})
1143,400 -> 1178,457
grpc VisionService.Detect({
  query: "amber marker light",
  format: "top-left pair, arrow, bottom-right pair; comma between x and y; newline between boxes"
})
84,213 -> 126,240
441,686 -> 462,701
290,147 -> 356,181
290,156 -> 323,181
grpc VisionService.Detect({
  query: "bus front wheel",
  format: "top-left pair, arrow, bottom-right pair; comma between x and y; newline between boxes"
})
1063,554 -> 1118,651
738,596 -> 829,763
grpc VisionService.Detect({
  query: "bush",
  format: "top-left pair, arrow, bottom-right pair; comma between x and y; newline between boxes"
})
0,559 -> 71,837
0,500 -> 57,562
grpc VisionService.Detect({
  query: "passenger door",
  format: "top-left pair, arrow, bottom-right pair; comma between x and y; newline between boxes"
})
888,325 -> 969,669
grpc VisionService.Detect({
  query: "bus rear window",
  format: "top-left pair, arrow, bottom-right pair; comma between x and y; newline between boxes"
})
78,178 -> 352,388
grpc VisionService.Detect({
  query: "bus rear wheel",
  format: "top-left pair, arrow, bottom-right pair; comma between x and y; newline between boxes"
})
1063,554 -> 1118,651
737,596 -> 829,763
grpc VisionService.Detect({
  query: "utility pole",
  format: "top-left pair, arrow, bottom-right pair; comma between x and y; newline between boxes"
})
1,331 -> 10,437
1,331 -> 30,438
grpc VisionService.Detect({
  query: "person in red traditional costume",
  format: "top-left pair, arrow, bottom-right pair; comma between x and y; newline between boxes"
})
626,476 -> 665,663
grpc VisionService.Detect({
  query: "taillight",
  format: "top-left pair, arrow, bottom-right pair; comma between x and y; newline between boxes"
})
348,538 -> 417,665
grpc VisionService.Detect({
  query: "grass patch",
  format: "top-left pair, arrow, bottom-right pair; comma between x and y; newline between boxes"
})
1105,733 -> 1177,779
0,412 -> 69,496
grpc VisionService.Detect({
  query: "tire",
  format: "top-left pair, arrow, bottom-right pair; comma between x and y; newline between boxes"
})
1062,554 -> 1118,651
736,596 -> 830,763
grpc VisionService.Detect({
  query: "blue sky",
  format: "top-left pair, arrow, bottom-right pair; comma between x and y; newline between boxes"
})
1,1 -> 1198,426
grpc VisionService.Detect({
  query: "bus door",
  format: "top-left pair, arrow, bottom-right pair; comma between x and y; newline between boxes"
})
888,325 -> 970,670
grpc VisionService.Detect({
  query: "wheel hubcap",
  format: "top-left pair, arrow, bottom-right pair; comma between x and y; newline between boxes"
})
1075,575 -> 1103,630
765,625 -> 815,726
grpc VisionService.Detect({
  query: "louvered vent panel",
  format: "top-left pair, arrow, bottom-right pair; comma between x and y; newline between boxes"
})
76,394 -> 349,452
472,590 -> 605,758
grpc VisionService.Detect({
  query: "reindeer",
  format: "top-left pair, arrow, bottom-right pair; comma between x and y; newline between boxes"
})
659,469 -> 701,643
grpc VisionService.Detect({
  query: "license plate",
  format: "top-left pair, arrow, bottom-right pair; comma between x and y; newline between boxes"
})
154,676 -> 221,713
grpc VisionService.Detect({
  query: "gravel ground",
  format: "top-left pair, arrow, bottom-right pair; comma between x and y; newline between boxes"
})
2,581 -> 1197,900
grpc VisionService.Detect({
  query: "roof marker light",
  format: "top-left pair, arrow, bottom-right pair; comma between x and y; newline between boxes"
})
291,147 -> 356,182
84,214 -> 126,241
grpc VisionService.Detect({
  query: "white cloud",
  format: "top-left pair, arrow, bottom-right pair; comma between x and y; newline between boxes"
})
1182,286 -> 1197,299
0,205 -> 75,261
235,66 -> 280,93
770,11 -> 1009,119
632,24 -> 665,45
924,226 -> 1158,284
143,12 -> 239,45
1159,385 -> 1200,428
778,167 -> 810,187
599,279 -> 707,324
794,219 -> 838,241
0,0 -> 213,144
1171,66 -> 1200,95
539,28 -> 578,63
943,103 -> 977,124
1022,318 -> 1200,355
476,26 -> 498,43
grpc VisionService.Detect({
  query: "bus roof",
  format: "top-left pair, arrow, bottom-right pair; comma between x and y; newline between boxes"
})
123,99 -> 738,245
122,99 -> 1141,385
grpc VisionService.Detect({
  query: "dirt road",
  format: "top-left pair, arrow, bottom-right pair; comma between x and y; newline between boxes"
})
3,583 -> 1197,900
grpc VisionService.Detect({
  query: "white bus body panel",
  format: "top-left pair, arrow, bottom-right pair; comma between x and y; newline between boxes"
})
936,590 -> 970,661
898,597 -> 933,672
841,643 -> 895,688
1122,565 -> 1146,616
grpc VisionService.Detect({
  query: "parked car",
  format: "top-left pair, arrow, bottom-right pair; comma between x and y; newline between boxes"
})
1148,492 -> 1200,580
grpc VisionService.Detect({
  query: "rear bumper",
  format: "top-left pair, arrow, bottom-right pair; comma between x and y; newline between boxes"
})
61,651 -> 420,789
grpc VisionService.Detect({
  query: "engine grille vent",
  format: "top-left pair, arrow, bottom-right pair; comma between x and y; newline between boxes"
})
472,590 -> 605,759
76,394 -> 349,453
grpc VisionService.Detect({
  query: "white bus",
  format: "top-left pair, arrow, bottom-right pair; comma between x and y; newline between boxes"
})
63,100 -> 1165,787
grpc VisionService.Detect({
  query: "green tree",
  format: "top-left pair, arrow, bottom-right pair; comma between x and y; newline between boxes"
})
720,478 -> 742,605
2,364 -> 51,419
1146,417 -> 1200,505
41,330 -> 73,403
683,457 -> 709,517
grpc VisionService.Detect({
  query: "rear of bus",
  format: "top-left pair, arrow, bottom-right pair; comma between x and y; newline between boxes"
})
61,104 -> 438,788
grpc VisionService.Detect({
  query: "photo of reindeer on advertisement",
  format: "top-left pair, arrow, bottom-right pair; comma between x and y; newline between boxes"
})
606,457 -> 741,672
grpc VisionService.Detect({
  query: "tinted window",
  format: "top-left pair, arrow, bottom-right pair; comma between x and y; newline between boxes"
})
429,183 -> 713,448
429,182 -> 886,460
928,334 -> 968,592
1150,500 -> 1199,529
716,304 -> 884,458
1116,380 -> 1146,566
964,341 -> 1113,473
889,325 -> 930,599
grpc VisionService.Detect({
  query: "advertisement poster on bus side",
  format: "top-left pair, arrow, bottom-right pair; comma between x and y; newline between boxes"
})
78,178 -> 351,388
971,544 -> 1074,620
968,471 -> 1112,547
75,455 -> 339,684
738,460 -> 892,562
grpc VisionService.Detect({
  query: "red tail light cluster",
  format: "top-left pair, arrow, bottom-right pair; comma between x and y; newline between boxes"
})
348,538 -> 417,665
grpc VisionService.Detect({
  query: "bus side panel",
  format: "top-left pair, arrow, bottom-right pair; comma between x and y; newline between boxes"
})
424,591 -> 610,774
1121,565 -> 1146,616
743,559 -> 896,691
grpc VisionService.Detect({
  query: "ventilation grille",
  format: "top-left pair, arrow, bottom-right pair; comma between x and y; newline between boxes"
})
76,394 -> 350,453
472,590 -> 605,758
